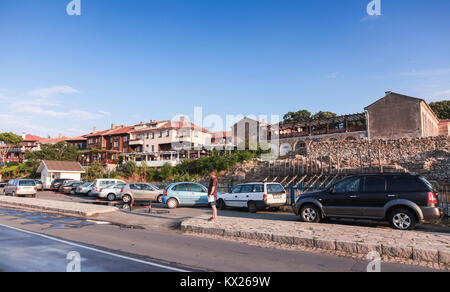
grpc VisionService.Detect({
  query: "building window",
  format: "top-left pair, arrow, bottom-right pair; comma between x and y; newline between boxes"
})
151,145 -> 155,152
167,130 -> 170,137
159,131 -> 163,138
114,141 -> 119,148
124,136 -> 128,142
152,133 -> 155,139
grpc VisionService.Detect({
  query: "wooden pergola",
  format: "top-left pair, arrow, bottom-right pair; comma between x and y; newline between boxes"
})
279,113 -> 367,138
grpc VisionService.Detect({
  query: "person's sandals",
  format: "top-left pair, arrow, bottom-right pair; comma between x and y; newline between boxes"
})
208,217 -> 217,222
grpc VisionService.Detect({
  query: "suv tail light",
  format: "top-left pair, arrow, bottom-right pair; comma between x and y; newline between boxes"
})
100,188 -> 103,192
263,194 -> 267,201
34,186 -> 37,191
16,187 -> 20,191
428,192 -> 438,204
120,187 -> 124,193
163,188 -> 168,197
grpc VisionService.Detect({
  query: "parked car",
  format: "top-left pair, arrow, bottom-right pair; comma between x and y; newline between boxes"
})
161,182 -> 214,209
0,180 -> 8,188
90,179 -> 125,197
50,179 -> 74,191
76,182 -> 93,196
3,179 -> 37,198
60,181 -> 84,194
98,182 -> 126,201
293,174 -> 443,230
121,183 -> 164,204
217,182 -> 287,213
34,180 -> 44,191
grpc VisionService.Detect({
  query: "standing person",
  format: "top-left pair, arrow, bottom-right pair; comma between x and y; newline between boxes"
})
208,171 -> 218,221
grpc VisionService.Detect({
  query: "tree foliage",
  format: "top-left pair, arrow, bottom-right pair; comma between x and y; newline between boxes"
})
430,100 -> 450,120
283,110 -> 338,123
25,142 -> 79,161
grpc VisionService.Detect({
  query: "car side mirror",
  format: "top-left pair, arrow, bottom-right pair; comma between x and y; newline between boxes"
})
328,187 -> 335,194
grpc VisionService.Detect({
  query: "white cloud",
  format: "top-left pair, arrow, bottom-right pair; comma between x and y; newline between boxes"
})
0,86 -> 114,136
326,72 -> 339,79
429,90 -> 450,102
27,85 -> 79,98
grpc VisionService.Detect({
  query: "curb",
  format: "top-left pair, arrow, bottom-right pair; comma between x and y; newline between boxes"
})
181,222 -> 450,266
0,199 -> 118,217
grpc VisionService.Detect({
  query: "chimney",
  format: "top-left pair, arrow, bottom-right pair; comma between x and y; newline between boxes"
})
58,133 -> 62,138
180,116 -> 187,124
93,127 -> 97,133
385,91 -> 392,95
111,123 -> 116,130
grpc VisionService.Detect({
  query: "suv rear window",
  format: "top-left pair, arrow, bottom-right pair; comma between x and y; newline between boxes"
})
387,176 -> 428,192
267,184 -> 284,194
19,180 -> 36,186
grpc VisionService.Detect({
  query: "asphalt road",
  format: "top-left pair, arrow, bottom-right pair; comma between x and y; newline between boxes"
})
0,206 -> 441,272
0,224 -> 189,272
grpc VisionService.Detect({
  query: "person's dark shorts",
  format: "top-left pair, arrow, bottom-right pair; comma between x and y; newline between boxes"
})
210,200 -> 217,207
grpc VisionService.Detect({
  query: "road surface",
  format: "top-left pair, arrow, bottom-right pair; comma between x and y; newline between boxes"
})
0,206 -> 440,272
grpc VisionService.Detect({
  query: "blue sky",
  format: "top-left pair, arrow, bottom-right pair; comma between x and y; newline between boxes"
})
1,0 -> 449,137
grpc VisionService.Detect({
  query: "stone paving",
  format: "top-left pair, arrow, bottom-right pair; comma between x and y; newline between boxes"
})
0,196 -> 118,217
181,215 -> 450,267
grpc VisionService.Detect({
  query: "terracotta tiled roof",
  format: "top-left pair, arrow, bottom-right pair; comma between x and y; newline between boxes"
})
105,126 -> 135,135
23,134 -> 47,142
64,136 -> 88,141
41,160 -> 85,172
212,131 -> 232,138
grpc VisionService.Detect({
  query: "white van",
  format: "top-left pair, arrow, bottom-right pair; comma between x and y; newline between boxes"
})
90,179 -> 125,197
217,182 -> 287,213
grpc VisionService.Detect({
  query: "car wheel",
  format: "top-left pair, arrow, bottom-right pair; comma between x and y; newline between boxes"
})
157,195 -> 163,203
122,194 -> 132,204
122,204 -> 131,211
299,204 -> 321,223
167,198 -> 178,209
107,193 -> 116,202
247,201 -> 257,213
388,208 -> 416,230
217,199 -> 226,210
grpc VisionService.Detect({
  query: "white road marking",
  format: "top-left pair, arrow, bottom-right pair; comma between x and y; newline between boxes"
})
0,223 -> 189,272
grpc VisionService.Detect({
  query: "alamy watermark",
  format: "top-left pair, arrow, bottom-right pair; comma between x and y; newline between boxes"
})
66,251 -> 81,272
67,0 -> 81,16
366,0 -> 382,16
366,251 -> 381,272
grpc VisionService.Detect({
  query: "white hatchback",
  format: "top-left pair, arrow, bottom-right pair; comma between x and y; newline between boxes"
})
217,182 -> 287,213
90,179 -> 125,197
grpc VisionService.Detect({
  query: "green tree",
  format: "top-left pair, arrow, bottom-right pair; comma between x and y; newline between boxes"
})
25,142 -> 78,161
121,160 -> 137,178
283,110 -> 311,123
85,161 -> 105,181
312,111 -> 337,120
430,100 -> 450,120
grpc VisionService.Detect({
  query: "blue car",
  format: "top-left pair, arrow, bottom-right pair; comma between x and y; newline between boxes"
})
162,182 -> 220,209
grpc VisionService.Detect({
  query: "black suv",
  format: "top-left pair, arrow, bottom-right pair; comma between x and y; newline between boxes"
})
293,174 -> 443,230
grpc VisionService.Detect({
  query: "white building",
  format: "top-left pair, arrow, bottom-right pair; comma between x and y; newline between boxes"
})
128,117 -> 213,167
37,160 -> 85,189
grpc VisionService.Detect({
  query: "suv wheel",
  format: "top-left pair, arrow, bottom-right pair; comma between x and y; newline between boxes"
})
247,201 -> 257,213
157,195 -> 163,203
122,195 -> 132,204
299,204 -> 321,223
107,193 -> 116,202
167,198 -> 178,209
388,209 -> 416,230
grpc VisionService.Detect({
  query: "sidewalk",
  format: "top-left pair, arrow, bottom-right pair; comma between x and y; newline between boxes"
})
0,196 -> 118,217
181,215 -> 450,267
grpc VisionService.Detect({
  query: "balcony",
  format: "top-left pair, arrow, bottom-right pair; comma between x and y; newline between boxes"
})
129,139 -> 144,146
